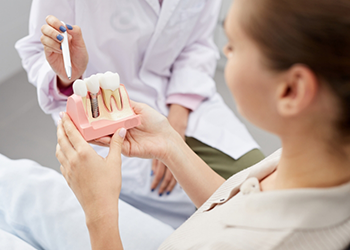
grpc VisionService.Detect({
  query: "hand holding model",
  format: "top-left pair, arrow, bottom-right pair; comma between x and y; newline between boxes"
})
41,15 -> 88,88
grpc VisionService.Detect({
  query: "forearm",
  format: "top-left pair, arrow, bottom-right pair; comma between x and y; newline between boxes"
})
86,202 -> 123,250
162,131 -> 225,208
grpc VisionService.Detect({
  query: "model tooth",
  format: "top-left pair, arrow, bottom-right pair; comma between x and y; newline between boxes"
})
101,89 -> 113,112
100,72 -> 121,111
112,89 -> 122,110
100,72 -> 120,91
85,74 -> 100,94
72,79 -> 87,97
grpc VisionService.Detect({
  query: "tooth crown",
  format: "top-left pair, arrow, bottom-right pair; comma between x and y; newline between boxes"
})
73,79 -> 88,97
100,72 -> 120,91
85,75 -> 100,94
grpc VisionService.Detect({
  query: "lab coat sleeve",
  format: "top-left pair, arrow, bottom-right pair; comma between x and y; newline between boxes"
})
15,0 -> 75,115
166,0 -> 222,111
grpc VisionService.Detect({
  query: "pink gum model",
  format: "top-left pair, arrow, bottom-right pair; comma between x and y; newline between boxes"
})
66,84 -> 140,141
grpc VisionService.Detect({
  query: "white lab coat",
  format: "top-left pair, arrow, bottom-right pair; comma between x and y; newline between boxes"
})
16,0 -> 259,228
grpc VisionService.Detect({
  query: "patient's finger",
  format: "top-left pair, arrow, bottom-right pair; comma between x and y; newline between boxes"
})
61,113 -> 87,151
60,165 -> 67,178
57,120 -> 75,158
90,136 -> 112,147
56,143 -> 70,170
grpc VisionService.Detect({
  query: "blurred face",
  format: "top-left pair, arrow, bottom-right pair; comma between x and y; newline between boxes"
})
223,0 -> 283,132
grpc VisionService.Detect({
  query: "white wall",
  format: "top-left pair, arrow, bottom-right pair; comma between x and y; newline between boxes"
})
0,0 -> 32,84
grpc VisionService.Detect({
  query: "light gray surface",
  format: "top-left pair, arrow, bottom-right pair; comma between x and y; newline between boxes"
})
0,70 -> 60,171
0,68 -> 281,173
0,0 -> 32,84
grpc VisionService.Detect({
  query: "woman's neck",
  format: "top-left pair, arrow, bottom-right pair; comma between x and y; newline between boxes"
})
261,133 -> 350,191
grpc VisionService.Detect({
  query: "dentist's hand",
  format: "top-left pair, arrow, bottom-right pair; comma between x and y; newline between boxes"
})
56,113 -> 125,221
151,104 -> 189,196
41,15 -> 88,88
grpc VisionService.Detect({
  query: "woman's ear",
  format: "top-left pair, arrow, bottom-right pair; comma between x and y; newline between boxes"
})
276,65 -> 318,117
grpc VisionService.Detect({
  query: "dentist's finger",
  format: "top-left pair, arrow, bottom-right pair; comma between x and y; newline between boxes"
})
65,25 -> 85,45
151,159 -> 157,177
165,178 -> 177,195
158,168 -> 176,196
41,24 -> 65,44
41,35 -> 62,54
151,161 -> 166,192
45,15 -> 67,34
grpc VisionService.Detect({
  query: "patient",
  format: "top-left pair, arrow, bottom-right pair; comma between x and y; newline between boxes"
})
56,0 -> 350,249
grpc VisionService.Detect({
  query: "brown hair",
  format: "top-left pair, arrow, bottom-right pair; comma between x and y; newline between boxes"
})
241,0 -> 350,135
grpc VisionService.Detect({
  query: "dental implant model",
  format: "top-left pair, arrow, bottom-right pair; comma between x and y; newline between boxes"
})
85,75 -> 100,118
66,72 -> 141,141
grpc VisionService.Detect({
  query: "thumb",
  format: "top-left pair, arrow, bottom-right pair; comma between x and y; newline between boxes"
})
107,128 -> 126,163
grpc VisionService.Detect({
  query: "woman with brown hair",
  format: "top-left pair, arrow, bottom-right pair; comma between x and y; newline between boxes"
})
56,0 -> 350,248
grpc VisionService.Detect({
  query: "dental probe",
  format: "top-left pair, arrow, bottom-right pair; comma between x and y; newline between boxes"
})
60,21 -> 72,80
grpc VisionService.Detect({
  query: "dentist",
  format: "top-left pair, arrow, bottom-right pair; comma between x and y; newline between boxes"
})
16,0 -> 263,229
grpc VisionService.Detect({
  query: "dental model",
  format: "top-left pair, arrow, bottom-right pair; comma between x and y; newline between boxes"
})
66,72 -> 141,141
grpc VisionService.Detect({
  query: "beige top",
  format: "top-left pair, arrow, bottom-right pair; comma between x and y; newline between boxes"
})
159,149 -> 350,249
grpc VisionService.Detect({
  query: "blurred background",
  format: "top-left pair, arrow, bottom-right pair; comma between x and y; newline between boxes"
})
0,0 -> 281,172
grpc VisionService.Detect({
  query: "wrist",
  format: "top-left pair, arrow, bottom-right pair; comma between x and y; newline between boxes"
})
57,75 -> 76,89
84,198 -> 119,226
161,128 -> 186,165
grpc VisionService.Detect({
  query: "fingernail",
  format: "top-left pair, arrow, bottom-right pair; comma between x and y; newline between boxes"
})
151,188 -> 155,192
166,191 -> 171,195
66,24 -> 73,30
159,193 -> 163,197
57,119 -> 62,125
57,34 -> 64,41
59,26 -> 67,32
118,128 -> 126,139
151,170 -> 154,176
59,112 -> 64,119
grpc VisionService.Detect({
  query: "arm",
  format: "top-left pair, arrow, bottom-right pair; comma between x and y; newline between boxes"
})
57,102 -> 224,248
15,0 -> 88,115
166,1 -> 222,108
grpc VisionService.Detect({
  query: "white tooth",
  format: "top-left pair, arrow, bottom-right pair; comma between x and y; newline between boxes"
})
85,75 -> 100,94
100,72 -> 121,111
100,72 -> 120,91
73,79 -> 87,97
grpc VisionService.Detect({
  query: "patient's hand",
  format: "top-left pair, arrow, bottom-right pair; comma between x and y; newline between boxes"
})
91,101 -> 179,162
56,113 -> 125,220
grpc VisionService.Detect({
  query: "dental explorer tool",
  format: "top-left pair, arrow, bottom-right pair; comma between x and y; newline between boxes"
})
61,21 -> 72,80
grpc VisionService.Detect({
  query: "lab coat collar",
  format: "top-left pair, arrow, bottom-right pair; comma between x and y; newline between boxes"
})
144,0 -> 161,16
219,150 -> 350,230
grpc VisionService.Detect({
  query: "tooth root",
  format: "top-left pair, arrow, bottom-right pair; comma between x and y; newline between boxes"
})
102,89 -> 113,112
112,89 -> 122,110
